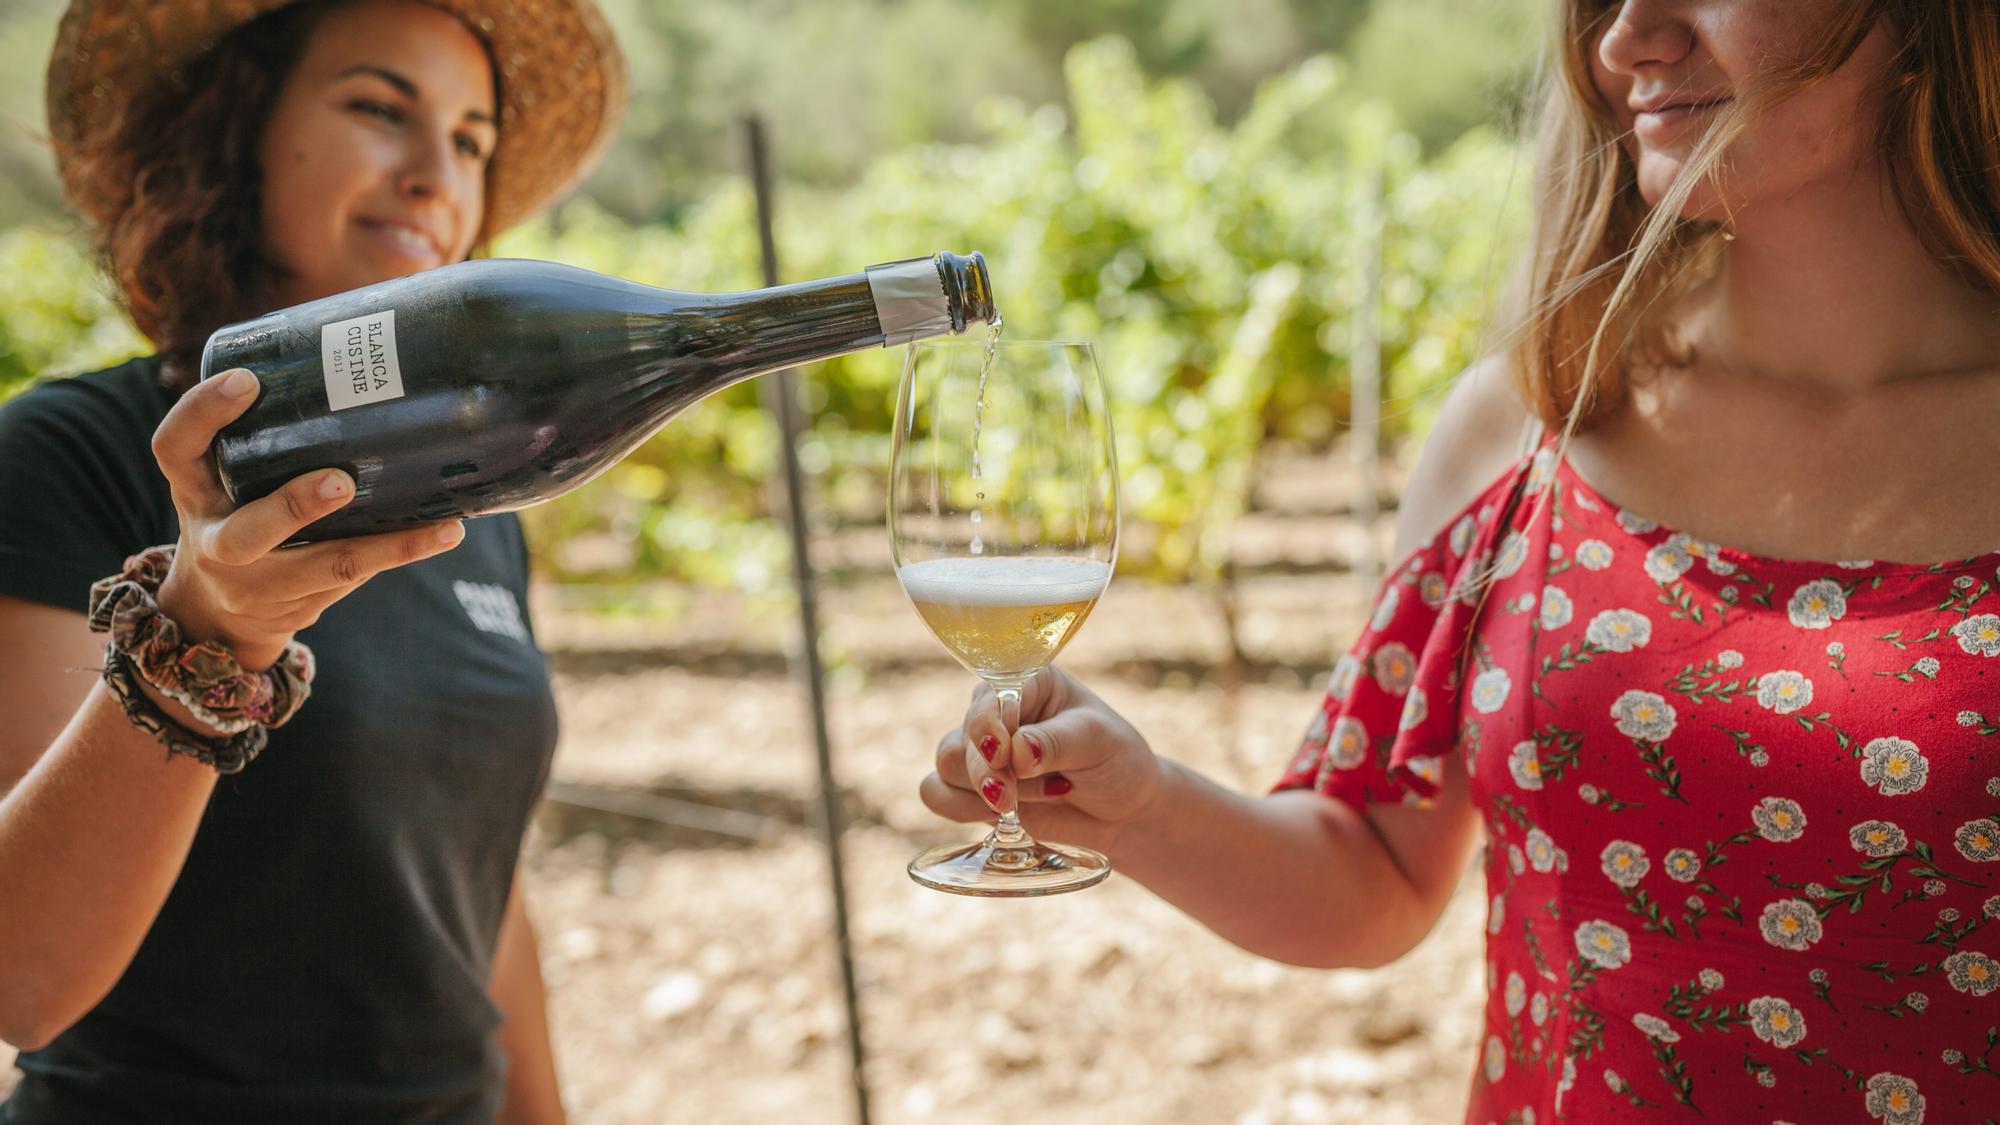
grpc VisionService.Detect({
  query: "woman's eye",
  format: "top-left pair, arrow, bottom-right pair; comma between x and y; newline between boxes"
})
348,99 -> 404,124
455,134 -> 486,159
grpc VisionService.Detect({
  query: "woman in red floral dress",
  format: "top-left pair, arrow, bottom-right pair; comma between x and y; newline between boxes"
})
921,2 -> 2000,1122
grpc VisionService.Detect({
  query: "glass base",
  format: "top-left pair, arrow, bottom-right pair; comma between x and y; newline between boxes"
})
908,836 -> 1111,897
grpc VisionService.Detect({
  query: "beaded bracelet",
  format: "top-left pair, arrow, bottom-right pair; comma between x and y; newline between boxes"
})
86,545 -> 315,772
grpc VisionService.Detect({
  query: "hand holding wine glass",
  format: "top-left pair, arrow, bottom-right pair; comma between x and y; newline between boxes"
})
891,337 -> 1120,895
920,666 -> 1167,860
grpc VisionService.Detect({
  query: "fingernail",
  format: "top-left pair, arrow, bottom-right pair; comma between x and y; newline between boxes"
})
437,521 -> 465,545
1024,731 -> 1043,766
318,473 -> 349,500
1043,773 -> 1072,797
977,734 -> 1000,764
979,777 -> 1005,808
221,370 -> 257,398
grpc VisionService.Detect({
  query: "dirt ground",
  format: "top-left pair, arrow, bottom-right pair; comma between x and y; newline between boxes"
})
3,447 -> 1489,1123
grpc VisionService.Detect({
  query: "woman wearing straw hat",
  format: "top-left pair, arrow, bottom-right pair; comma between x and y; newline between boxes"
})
0,1 -> 624,1120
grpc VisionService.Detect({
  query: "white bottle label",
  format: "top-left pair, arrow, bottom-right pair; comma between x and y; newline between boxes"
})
320,309 -> 405,411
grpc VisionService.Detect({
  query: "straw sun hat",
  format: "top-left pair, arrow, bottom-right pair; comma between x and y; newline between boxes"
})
46,0 -> 628,239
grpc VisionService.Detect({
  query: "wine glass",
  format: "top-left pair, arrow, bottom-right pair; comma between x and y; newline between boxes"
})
890,337 -> 1120,896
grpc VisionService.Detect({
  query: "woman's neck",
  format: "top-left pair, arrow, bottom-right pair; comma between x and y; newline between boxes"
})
1684,160 -> 2000,396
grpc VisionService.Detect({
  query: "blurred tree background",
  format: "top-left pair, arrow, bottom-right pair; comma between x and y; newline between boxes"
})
0,0 -> 1542,587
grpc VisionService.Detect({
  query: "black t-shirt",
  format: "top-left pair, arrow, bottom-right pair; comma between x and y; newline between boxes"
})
0,357 -> 560,1123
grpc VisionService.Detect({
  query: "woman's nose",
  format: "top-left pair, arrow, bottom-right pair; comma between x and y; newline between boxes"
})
1598,0 -> 1697,76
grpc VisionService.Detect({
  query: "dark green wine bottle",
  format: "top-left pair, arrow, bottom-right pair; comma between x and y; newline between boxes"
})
201,252 -> 995,540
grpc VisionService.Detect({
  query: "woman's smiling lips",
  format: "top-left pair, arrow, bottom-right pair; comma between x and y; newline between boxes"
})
356,217 -> 445,265
1631,95 -> 1731,142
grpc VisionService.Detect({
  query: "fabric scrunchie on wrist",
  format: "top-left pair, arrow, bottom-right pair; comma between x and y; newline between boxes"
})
86,545 -> 315,773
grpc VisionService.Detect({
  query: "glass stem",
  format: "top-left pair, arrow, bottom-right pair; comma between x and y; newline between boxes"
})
990,686 -> 1034,850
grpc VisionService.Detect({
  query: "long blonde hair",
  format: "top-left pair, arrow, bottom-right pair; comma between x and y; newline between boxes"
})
1505,0 -> 2000,444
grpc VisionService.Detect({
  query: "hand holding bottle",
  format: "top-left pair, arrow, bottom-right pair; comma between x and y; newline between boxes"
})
920,666 -> 1168,858
150,368 -> 467,674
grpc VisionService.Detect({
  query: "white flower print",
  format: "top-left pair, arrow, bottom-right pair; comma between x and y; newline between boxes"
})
1449,514 -> 1478,558
1632,1013 -> 1679,1042
1698,968 -> 1724,990
1984,895 -> 2000,919
1527,829 -> 1559,874
1759,899 -> 1825,951
1943,952 -> 1999,996
1747,996 -> 1807,1048
1505,971 -> 1527,1016
1837,559 -> 1874,569
1991,777 -> 2000,798
1951,614 -> 2000,656
1576,539 -> 1614,570
1717,649 -> 1744,670
1419,571 -> 1449,608
1827,640 -> 1845,656
1615,507 -> 1659,533
1943,1049 -> 1963,1065
1578,783 -> 1601,805
1371,642 -> 1417,696
1471,668 -> 1512,715
1915,656 -> 1940,678
1756,670 -> 1814,715
1644,539 -> 1694,583
1940,908 -> 1961,924
1329,717 -> 1368,770
1585,609 -> 1652,653
1750,749 -> 1770,768
1906,991 -> 1929,1013
1859,738 -> 1929,797
1555,1054 -> 1576,1115
1531,992 -> 1549,1026
1484,1034 -> 1506,1082
1404,755 -> 1442,788
1507,740 -> 1544,791
1539,586 -> 1574,631
1863,1072 -> 1925,1125
1925,879 -> 1947,898
1752,798 -> 1808,843
1959,710 -> 1984,728
1493,530 -> 1530,579
1508,845 -> 1526,875
1610,690 -> 1677,742
1574,920 -> 1633,970
1526,446 -> 1557,493
1370,583 -> 1401,632
1955,819 -> 2000,862
1787,579 -> 1849,629
1664,849 -> 1701,882
1399,685 -> 1429,731
1600,840 -> 1650,888
1850,820 -> 1908,858
1761,1073 -> 1778,1090
1327,654 -> 1362,702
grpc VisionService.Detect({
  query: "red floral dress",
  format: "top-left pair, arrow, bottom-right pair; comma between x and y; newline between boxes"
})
1277,439 -> 2000,1125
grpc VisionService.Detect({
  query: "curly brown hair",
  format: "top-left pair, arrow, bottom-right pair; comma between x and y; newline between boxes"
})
63,1 -> 334,392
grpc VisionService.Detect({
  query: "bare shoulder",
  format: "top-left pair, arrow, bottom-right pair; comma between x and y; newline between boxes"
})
0,596 -> 101,796
1390,355 -> 1535,561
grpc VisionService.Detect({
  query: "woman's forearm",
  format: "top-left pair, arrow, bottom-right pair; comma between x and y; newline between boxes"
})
1107,761 -> 1467,969
0,682 -> 219,1050
492,875 -> 565,1124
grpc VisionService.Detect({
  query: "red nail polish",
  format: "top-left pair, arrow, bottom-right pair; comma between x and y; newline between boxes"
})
1025,732 -> 1043,766
977,735 -> 1000,763
980,777 -> 1005,807
1043,773 -> 1071,797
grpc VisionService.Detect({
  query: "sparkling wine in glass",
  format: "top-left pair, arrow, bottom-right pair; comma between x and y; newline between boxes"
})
890,337 -> 1119,896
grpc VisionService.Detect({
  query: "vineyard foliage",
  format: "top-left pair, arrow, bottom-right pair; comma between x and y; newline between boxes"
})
0,41 -> 1527,589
